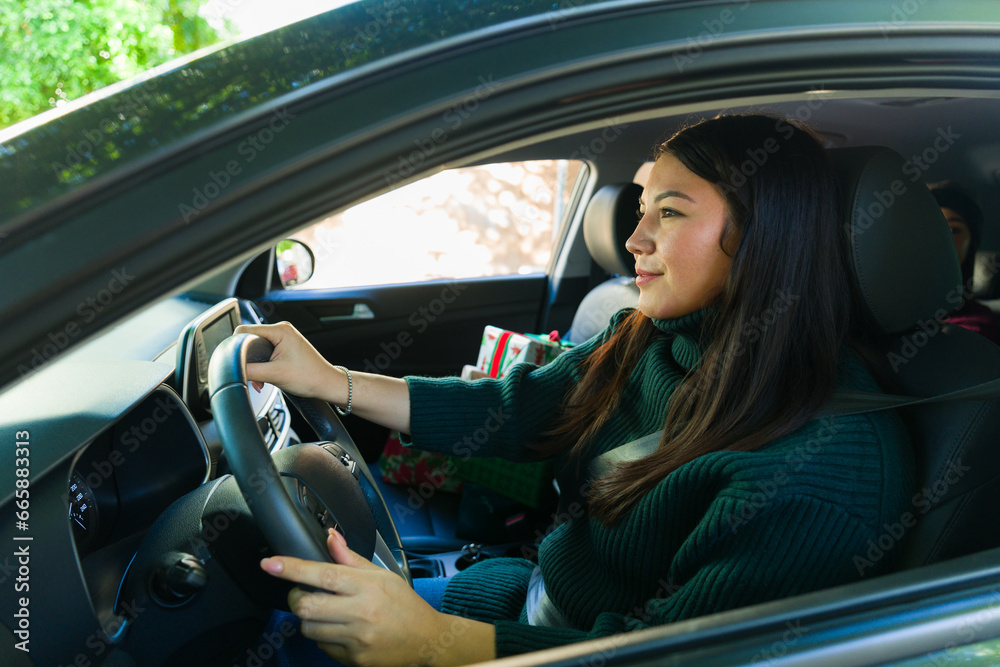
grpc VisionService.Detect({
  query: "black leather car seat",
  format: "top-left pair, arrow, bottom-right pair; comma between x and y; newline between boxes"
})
565,183 -> 642,344
830,146 -> 1000,569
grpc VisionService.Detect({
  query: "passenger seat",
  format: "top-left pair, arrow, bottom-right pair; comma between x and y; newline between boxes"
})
565,183 -> 642,344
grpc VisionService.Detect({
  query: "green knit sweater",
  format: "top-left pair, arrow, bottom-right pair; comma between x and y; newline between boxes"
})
404,309 -> 914,658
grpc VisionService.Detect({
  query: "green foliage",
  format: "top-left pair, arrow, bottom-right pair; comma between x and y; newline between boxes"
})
0,0 -> 231,129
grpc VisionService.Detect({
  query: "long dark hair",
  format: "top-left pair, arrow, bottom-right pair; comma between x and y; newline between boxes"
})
538,114 -> 852,524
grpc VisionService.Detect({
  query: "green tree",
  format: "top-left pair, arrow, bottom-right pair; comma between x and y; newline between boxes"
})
0,0 -> 232,129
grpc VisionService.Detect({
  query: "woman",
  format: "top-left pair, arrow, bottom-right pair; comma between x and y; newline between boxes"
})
929,180 -> 1000,345
238,114 -> 914,667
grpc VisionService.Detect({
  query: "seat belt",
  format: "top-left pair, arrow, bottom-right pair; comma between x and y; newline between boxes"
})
588,376 -> 1000,478
816,377 -> 1000,417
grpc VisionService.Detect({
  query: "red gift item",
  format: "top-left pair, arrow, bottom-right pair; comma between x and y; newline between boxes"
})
379,431 -> 463,493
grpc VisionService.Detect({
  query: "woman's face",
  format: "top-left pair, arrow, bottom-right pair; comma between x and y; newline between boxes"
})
626,153 -> 734,320
942,207 -> 972,265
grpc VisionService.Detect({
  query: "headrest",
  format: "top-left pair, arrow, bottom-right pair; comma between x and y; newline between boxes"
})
583,183 -> 642,277
829,146 -> 962,335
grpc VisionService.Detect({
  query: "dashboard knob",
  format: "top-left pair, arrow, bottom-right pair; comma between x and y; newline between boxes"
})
151,553 -> 208,607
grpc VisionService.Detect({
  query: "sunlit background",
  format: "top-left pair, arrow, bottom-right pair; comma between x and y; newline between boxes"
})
202,0 -> 358,38
0,0 -> 359,130
290,160 -> 584,289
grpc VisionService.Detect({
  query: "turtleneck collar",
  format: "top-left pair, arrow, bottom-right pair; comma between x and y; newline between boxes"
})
650,308 -> 710,371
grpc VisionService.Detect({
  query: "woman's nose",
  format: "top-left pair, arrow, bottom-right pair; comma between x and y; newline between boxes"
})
625,214 -> 655,255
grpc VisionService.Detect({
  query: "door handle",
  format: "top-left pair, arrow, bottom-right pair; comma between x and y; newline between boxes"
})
318,303 -> 375,323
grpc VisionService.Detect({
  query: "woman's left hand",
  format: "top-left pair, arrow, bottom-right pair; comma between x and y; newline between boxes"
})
260,528 -> 495,667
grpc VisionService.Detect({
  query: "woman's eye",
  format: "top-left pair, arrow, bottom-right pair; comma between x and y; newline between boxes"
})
636,208 -> 644,220
660,208 -> 678,218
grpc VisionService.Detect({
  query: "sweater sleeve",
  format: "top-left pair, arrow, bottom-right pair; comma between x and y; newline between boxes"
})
489,494 -> 876,657
401,314 -> 621,460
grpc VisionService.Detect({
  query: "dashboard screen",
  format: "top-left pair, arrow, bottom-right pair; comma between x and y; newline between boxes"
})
201,313 -> 233,365
177,298 -> 242,417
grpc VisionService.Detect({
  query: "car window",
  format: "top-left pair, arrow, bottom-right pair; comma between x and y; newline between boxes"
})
287,159 -> 585,289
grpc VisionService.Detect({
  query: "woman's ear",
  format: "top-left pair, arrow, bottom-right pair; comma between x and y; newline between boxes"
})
719,215 -> 741,258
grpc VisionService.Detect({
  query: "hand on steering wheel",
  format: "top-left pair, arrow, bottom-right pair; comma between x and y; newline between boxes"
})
207,331 -> 409,581
206,329 -> 496,667
234,321 -> 342,399
260,528 -> 476,667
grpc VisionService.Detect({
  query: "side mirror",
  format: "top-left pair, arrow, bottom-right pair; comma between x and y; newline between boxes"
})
276,239 -> 315,288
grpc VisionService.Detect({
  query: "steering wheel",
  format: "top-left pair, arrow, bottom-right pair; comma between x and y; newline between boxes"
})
207,333 -> 410,583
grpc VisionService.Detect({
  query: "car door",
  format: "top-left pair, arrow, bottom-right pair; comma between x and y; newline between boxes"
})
243,159 -> 589,380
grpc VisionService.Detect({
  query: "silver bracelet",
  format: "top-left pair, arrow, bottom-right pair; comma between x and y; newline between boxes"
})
333,365 -> 353,417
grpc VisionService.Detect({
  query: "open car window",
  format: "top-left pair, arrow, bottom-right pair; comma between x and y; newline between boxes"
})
285,159 -> 585,289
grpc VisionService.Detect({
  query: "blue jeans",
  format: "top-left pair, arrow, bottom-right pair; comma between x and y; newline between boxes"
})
260,577 -> 451,667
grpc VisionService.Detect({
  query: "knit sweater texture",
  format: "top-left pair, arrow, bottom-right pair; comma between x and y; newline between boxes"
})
404,309 -> 915,658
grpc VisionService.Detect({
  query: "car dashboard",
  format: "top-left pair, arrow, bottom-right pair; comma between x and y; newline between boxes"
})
0,294 -> 293,665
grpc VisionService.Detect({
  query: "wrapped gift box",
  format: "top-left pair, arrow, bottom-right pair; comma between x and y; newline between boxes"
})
381,327 -> 572,507
458,326 -> 573,506
379,431 -> 464,493
475,326 -> 567,378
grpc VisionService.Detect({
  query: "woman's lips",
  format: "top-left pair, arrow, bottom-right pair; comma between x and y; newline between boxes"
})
635,268 -> 661,287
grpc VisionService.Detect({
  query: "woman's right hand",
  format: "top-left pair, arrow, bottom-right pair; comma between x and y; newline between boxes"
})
234,321 -> 413,434
233,322 -> 340,401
